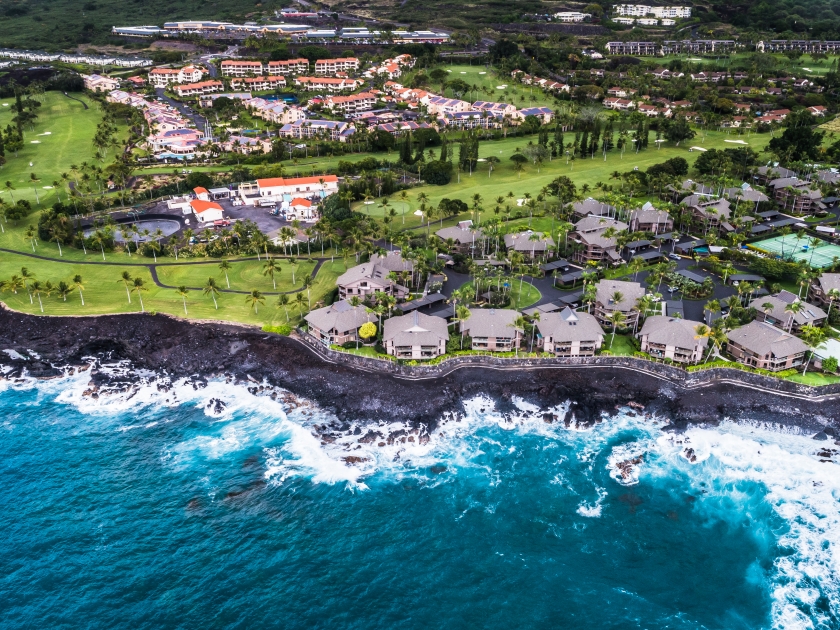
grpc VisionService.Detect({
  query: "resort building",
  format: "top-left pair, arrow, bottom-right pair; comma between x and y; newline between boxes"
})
231,76 -> 286,91
294,77 -> 361,92
220,60 -> 264,77
637,316 -> 707,363
605,41 -> 658,55
503,231 -> 556,260
682,196 -> 732,232
435,223 -> 484,254
335,252 -> 413,301
82,74 -> 120,92
614,5 -> 691,18
324,92 -> 377,114
277,119 -> 355,142
809,273 -> 840,308
425,96 -> 472,116
314,57 -> 360,74
594,279 -> 646,329
629,203 -> 673,234
768,177 -> 824,214
149,66 -> 203,87
255,175 -> 339,200
173,80 -> 223,97
383,312 -> 449,359
268,59 -> 310,74
572,198 -> 616,218
537,307 -> 604,357
304,300 -> 376,346
460,309 -> 522,352
569,216 -> 628,265
726,321 -> 808,371
750,291 -> 827,333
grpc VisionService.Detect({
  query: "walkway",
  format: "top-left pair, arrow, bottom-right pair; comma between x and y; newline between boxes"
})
0,247 -> 327,296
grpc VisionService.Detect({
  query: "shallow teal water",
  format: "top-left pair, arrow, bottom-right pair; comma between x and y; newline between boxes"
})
0,374 -> 836,629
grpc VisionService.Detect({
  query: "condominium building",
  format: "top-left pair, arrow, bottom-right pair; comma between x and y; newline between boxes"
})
268,58 -> 310,74
230,76 -> 286,91
614,5 -> 691,18
149,65 -> 203,87
314,57 -> 360,74
324,92 -> 377,114
220,60 -> 264,77
605,41 -> 658,55
554,11 -> 591,22
726,321 -> 807,371
173,80 -> 223,97
293,76 -> 360,92
277,119 -> 355,142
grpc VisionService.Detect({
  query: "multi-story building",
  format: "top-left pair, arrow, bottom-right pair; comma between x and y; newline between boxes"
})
768,177 -> 824,213
149,65 -> 203,87
503,231 -> 556,260
726,321 -> 808,371
336,253 -> 413,300
460,309 -> 522,352
809,273 -> 840,308
254,174 -> 340,200
304,300 -> 376,347
629,203 -> 673,234
231,76 -> 286,91
614,5 -> 691,18
324,92 -> 377,114
638,316 -> 707,363
681,195 -> 732,232
554,11 -> 591,22
383,312 -> 449,360
293,76 -> 360,92
594,279 -> 646,329
220,60 -> 263,77
173,80 -> 223,97
605,41 -> 658,55
662,40 -> 738,54
82,74 -> 120,92
268,58 -> 310,74
750,291 -> 827,333
538,307 -> 604,357
758,40 -> 840,54
277,119 -> 355,142
603,97 -> 636,111
425,96 -> 472,116
314,57 -> 360,74
569,216 -> 628,265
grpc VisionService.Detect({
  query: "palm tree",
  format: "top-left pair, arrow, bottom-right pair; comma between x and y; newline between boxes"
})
218,259 -> 232,288
73,275 -> 85,306
607,310 -> 626,348
704,299 -> 721,323
511,315 -> 528,357
6,275 -> 24,295
118,271 -> 133,303
30,280 -> 46,312
20,267 -> 35,303
203,277 -> 220,310
295,291 -> 306,316
176,285 -> 189,315
246,289 -> 265,314
800,323 -> 827,377
263,256 -> 279,289
529,311 -> 541,352
455,305 -> 471,349
302,274 -> 313,309
288,256 -> 299,285
277,293 -> 290,321
825,288 -> 840,318
132,277 -> 148,312
784,300 -> 804,332
56,281 -> 73,302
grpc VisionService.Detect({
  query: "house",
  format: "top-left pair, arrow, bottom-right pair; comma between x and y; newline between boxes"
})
284,198 -> 318,221
472,101 -> 518,117
572,197 -> 616,218
554,11 -> 591,21
809,273 -> 840,307
383,311 -> 449,359
603,97 -> 636,111
607,87 -> 637,98
255,175 -> 339,200
190,199 -> 224,223
425,96 -> 471,116
750,291 -> 827,332
314,57 -> 360,74
726,320 -> 808,371
336,252 -> 413,300
638,316 -> 707,363
808,105 -> 827,117
438,110 -> 503,129
173,80 -> 223,97
304,300 -> 376,346
569,216 -> 628,265
516,107 -> 554,124
193,186 -> 210,201
594,279 -> 645,328
538,307 -> 604,357
82,74 -> 120,92
503,231 -> 556,260
629,203 -> 673,233
268,58 -> 310,74
220,60 -> 263,77
682,196 -> 732,231
460,308 -> 522,351
324,92 -> 377,114
435,223 -> 484,254
221,134 -> 272,154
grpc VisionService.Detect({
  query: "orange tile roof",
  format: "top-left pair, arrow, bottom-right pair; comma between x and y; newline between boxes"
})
190,200 -> 223,213
257,175 -> 338,188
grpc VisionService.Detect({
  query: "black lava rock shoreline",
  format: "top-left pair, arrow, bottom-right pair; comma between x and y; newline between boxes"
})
1,307 -> 838,433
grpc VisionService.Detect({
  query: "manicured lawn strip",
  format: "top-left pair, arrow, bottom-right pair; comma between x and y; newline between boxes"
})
0,251 -> 339,326
786,371 -> 840,385
458,279 -> 541,309
603,333 -> 636,356
154,258 -> 318,292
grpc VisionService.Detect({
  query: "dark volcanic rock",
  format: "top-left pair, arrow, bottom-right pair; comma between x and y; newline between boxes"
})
0,307 -> 838,433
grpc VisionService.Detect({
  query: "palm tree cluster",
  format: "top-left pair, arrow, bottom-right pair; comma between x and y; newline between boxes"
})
0,268 -> 85,313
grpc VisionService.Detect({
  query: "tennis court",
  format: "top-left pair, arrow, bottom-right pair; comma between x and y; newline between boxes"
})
748,235 -> 840,268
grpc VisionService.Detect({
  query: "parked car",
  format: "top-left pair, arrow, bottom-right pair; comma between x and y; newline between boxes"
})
668,253 -> 681,260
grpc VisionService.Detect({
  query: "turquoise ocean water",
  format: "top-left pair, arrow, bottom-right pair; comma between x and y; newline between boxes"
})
0,368 -> 837,629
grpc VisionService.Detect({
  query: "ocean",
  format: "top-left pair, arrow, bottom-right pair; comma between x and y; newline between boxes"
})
0,364 -> 837,629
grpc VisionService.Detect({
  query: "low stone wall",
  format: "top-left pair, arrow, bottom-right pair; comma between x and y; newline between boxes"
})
293,331 -> 840,401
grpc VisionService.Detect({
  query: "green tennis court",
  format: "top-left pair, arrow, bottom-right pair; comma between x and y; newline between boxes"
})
748,235 -> 840,268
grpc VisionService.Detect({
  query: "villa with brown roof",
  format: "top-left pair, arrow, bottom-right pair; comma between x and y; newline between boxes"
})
569,216 -> 628,265
304,300 -> 376,346
638,316 -> 707,363
460,308 -> 522,351
629,203 -> 673,234
537,307 -> 604,357
750,291 -> 826,333
594,279 -> 646,328
336,253 -> 413,300
681,195 -> 732,232
809,273 -> 840,308
503,231 -> 555,260
571,197 -> 616,218
435,223 -> 483,254
383,311 -> 449,359
726,320 -> 808,371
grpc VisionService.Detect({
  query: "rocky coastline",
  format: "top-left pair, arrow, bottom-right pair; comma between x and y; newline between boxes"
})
1,307 -> 838,436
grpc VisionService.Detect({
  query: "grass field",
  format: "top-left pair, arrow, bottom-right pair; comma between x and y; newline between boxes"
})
0,92 -> 112,208
458,279 -> 541,309
656,52 -> 837,76
406,64 -> 558,110
0,251 -> 346,326
155,258 -> 320,292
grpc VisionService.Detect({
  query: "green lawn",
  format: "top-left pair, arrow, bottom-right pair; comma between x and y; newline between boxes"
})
604,333 -> 636,356
155,258 -> 319,292
786,371 -> 840,385
0,91 -> 116,208
458,279 -> 541,309
406,64 -> 558,110
0,251 -> 344,326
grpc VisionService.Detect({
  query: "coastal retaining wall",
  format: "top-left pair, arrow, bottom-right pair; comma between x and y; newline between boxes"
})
293,331 -> 840,401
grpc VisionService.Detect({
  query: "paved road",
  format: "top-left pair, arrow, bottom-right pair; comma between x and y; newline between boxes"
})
155,88 -> 207,130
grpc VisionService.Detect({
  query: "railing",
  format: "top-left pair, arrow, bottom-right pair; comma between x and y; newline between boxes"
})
292,329 -> 840,397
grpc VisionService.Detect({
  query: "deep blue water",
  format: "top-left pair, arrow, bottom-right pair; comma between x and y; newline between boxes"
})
0,372 -> 837,629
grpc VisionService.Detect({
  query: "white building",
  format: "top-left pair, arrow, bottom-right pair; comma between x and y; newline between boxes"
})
554,11 -> 591,22
149,65 -> 204,87
614,5 -> 691,17
190,199 -> 224,223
